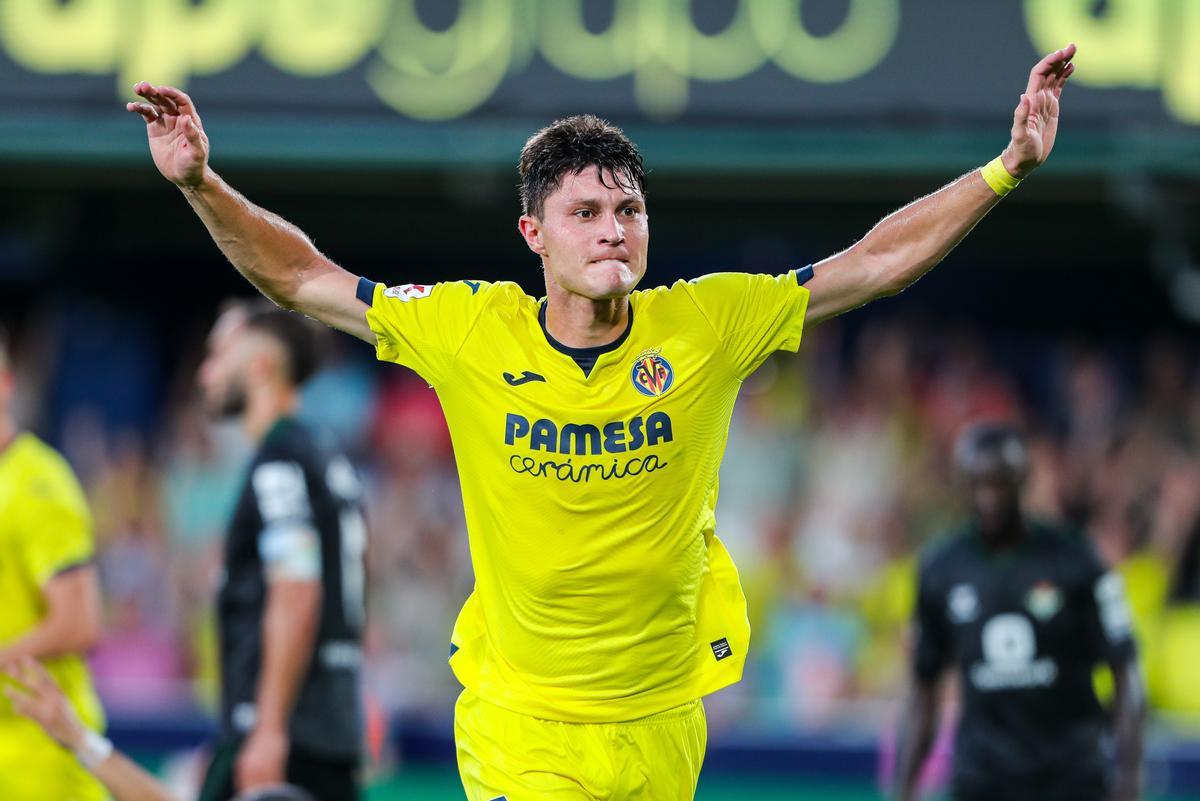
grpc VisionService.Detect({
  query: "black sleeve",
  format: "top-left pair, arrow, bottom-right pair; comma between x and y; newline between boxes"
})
1079,551 -> 1138,667
913,559 -> 950,683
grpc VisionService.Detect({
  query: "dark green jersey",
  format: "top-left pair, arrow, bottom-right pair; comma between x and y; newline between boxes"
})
219,418 -> 366,761
914,521 -> 1136,801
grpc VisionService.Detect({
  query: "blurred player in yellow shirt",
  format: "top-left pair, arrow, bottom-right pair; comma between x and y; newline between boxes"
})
0,325 -> 107,801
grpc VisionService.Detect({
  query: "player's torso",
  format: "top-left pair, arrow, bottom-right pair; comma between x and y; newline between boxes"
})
935,528 -> 1097,702
438,287 -> 743,677
933,528 -> 1114,801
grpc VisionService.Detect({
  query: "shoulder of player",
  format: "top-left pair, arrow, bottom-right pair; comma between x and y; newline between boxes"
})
247,423 -> 316,487
5,434 -> 86,503
379,279 -> 522,305
917,528 -> 973,577
254,421 -> 358,496
643,270 -> 804,312
632,274 -> 746,313
1027,519 -> 1095,558
1029,519 -> 1111,583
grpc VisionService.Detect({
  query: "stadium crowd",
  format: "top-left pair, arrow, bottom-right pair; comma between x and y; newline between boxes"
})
6,305 -> 1199,737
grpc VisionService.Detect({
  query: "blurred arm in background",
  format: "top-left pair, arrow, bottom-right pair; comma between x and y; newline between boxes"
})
0,566 -> 102,663
3,657 -> 175,801
1108,661 -> 1146,801
894,550 -> 952,801
126,83 -> 372,344
804,45 -> 1076,325
893,677 -> 942,801
235,577 -> 322,793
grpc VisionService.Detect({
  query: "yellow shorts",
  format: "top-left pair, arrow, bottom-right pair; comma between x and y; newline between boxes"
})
454,689 -> 706,801
0,717 -> 109,801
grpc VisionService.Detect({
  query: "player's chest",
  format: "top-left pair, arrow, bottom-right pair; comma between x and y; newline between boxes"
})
449,327 -> 734,434
942,566 -> 1082,648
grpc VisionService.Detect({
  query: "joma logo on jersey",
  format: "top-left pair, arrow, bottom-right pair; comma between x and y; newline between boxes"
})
504,412 -> 673,455
631,349 -> 674,397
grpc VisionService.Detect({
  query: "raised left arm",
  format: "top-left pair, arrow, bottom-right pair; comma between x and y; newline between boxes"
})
804,44 -> 1076,326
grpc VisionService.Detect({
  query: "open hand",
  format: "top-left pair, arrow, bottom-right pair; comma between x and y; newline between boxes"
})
126,82 -> 210,189
2,657 -> 87,752
1002,44 -> 1076,179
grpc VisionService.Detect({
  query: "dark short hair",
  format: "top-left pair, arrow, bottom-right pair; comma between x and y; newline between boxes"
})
243,305 -> 323,387
0,322 -> 9,369
518,114 -> 646,218
954,422 -> 1028,476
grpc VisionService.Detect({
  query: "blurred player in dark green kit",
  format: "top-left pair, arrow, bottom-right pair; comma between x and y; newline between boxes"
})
895,423 -> 1145,801
192,304 -> 366,801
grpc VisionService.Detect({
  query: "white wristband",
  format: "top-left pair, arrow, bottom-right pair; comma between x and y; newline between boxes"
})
74,729 -> 114,771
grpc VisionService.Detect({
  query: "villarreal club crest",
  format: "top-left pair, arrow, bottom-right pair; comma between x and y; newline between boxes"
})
631,348 -> 674,397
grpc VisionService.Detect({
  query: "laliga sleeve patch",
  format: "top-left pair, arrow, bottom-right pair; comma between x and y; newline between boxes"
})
1095,571 -> 1133,643
383,283 -> 433,302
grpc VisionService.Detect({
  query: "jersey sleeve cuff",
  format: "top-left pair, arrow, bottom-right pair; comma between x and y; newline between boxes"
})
774,269 -> 811,356
356,276 -> 378,306
362,282 -> 403,366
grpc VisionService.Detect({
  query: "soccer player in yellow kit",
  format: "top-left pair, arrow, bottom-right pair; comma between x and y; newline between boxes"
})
128,43 -> 1077,799
0,326 -> 107,801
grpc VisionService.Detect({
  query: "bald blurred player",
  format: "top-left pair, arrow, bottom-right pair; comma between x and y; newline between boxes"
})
0,323 -> 107,801
894,424 -> 1145,801
195,304 -> 366,801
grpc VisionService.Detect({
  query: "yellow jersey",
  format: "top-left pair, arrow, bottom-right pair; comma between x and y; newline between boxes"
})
0,433 -> 105,733
364,269 -> 810,722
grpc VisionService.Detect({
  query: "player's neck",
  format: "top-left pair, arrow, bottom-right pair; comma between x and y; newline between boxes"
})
980,519 -> 1028,552
242,384 -> 299,444
542,288 -> 630,350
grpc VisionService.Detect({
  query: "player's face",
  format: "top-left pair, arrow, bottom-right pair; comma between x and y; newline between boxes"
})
198,310 -> 252,419
520,166 -> 648,300
966,459 -> 1023,539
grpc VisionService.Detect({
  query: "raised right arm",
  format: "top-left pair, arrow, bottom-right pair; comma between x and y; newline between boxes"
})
127,83 -> 372,342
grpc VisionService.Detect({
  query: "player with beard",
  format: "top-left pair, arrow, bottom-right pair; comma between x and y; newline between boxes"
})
195,303 -> 367,801
894,424 -> 1145,801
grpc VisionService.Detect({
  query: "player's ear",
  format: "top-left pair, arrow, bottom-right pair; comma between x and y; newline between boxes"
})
518,215 -> 547,257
